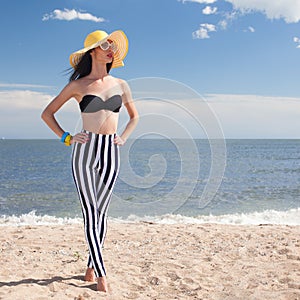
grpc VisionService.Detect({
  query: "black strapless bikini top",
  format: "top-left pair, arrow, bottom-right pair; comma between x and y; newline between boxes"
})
79,94 -> 122,113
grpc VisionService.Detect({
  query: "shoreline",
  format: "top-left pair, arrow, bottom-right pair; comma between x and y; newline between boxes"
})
1,207 -> 300,227
0,222 -> 300,299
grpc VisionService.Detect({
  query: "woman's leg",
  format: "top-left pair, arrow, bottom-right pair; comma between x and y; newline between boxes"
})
86,135 -> 120,279
71,132 -> 106,279
88,134 -> 120,258
72,132 -> 120,288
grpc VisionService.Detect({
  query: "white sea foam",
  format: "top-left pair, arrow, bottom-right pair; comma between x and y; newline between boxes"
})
113,208 -> 300,225
0,210 -> 82,226
0,208 -> 299,226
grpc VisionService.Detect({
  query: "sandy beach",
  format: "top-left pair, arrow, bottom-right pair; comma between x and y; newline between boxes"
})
0,222 -> 299,300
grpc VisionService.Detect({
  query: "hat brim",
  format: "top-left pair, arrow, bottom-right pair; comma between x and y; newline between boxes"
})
69,30 -> 128,69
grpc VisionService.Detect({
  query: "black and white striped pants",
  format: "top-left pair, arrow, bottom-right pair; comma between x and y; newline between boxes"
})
71,130 -> 120,278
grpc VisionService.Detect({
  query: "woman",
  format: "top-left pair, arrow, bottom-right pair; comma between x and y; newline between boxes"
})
41,30 -> 139,292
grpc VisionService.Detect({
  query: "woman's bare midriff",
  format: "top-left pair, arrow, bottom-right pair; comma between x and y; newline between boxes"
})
81,110 -> 119,134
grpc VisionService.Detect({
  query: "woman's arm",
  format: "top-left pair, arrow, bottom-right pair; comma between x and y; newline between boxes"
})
115,80 -> 139,145
41,81 -> 89,145
41,82 -> 76,138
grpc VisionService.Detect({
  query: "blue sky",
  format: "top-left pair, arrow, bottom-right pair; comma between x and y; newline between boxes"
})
1,0 -> 300,139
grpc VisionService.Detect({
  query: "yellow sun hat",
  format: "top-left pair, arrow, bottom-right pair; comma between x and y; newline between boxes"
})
69,30 -> 128,69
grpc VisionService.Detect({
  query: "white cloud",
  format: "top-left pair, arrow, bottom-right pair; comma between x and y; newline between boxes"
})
0,90 -> 79,138
202,6 -> 218,15
0,90 -> 53,110
193,28 -> 209,39
205,94 -> 300,138
205,93 -> 300,103
293,36 -> 300,48
182,0 -> 300,43
218,10 -> 240,30
203,23 -> 216,31
42,9 -> 106,23
248,26 -> 255,32
242,25 -> 255,33
123,93 -> 300,139
179,0 -> 217,4
293,37 -> 300,43
0,83 -> 53,89
192,23 -> 216,39
218,19 -> 228,30
225,0 -> 300,23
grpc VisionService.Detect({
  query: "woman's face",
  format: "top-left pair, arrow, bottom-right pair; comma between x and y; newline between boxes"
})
91,39 -> 115,65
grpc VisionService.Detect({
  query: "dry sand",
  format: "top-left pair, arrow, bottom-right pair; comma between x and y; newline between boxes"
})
0,222 -> 300,300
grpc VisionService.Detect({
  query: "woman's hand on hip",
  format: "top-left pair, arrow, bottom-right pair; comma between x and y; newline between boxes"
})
70,132 -> 89,145
114,135 -> 125,146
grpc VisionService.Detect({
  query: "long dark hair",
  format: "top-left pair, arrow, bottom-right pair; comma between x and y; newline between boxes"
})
69,50 -> 113,82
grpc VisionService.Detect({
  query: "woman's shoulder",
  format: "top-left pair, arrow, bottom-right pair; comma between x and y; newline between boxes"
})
109,75 -> 126,85
110,76 -> 129,91
66,76 -> 85,87
59,78 -> 87,101
68,76 -> 91,92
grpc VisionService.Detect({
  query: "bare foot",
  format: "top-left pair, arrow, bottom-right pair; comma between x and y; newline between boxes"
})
97,276 -> 108,292
84,268 -> 96,282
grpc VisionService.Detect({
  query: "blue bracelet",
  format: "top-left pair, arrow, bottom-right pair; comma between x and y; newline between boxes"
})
60,132 -> 70,143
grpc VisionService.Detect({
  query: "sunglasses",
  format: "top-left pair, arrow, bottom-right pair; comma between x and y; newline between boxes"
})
98,40 -> 117,53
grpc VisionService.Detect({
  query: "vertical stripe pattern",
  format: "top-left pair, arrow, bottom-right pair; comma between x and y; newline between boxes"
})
71,130 -> 120,278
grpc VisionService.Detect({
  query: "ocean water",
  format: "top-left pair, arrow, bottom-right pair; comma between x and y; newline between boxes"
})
0,139 -> 299,225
